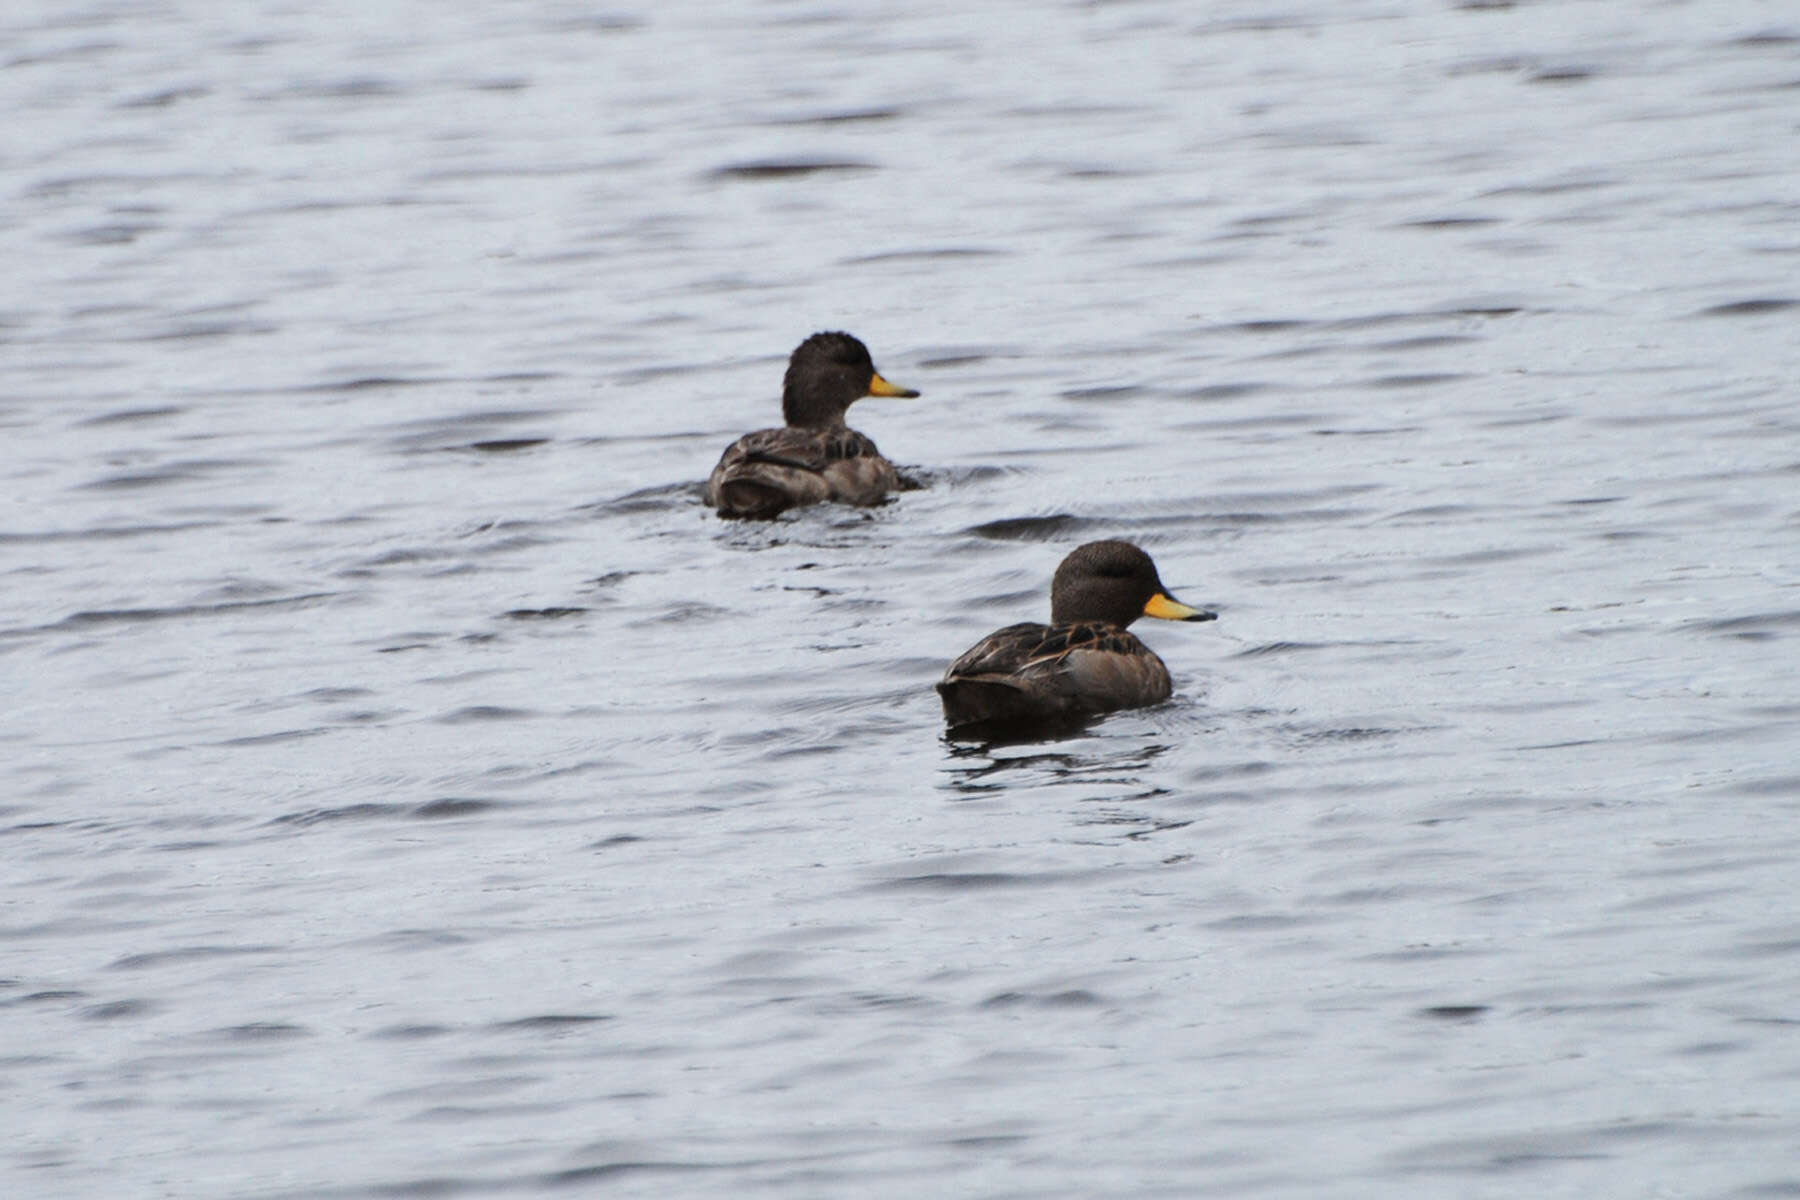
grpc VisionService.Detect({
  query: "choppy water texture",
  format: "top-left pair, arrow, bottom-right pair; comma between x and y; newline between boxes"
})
6,1 -> 1800,1196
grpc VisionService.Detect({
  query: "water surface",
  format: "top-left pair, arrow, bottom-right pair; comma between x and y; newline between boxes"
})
6,1 -> 1800,1196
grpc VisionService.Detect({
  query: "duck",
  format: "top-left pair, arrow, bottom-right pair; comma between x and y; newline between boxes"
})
937,540 -> 1216,734
706,331 -> 919,519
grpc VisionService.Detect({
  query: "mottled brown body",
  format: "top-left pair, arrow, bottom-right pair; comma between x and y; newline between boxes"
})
937,541 -> 1215,734
937,620 -> 1174,728
706,331 -> 916,520
706,427 -> 899,518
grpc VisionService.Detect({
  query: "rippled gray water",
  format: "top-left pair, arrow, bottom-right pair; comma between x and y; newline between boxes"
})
7,1 -> 1800,1196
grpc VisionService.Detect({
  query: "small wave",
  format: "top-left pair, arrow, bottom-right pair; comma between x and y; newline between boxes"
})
981,989 -> 1106,1009
870,872 -> 1056,892
962,514 -> 1104,541
1696,298 -> 1799,318
706,159 -> 874,181
46,592 -> 336,630
764,106 -> 906,126
1677,610 -> 1800,639
1232,641 -> 1328,658
489,1014 -> 613,1031
436,706 -> 537,724
270,798 -> 504,826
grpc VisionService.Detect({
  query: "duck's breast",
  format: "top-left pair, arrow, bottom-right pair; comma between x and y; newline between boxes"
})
1057,644 -> 1172,713
821,453 -> 900,505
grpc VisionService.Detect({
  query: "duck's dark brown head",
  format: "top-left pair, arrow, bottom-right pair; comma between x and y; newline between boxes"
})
1049,540 -> 1217,629
781,331 -> 918,428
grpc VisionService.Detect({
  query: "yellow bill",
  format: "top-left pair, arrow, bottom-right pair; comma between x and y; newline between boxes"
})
1143,591 -> 1217,622
867,371 -> 920,398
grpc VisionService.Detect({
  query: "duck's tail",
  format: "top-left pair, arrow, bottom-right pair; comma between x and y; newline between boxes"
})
712,476 -> 794,520
936,676 -> 1043,729
708,455 -> 834,519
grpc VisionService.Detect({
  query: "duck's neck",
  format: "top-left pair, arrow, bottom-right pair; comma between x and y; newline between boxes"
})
782,393 -> 849,429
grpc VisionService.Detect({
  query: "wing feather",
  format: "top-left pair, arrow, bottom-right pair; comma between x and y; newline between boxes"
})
707,426 -> 895,516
